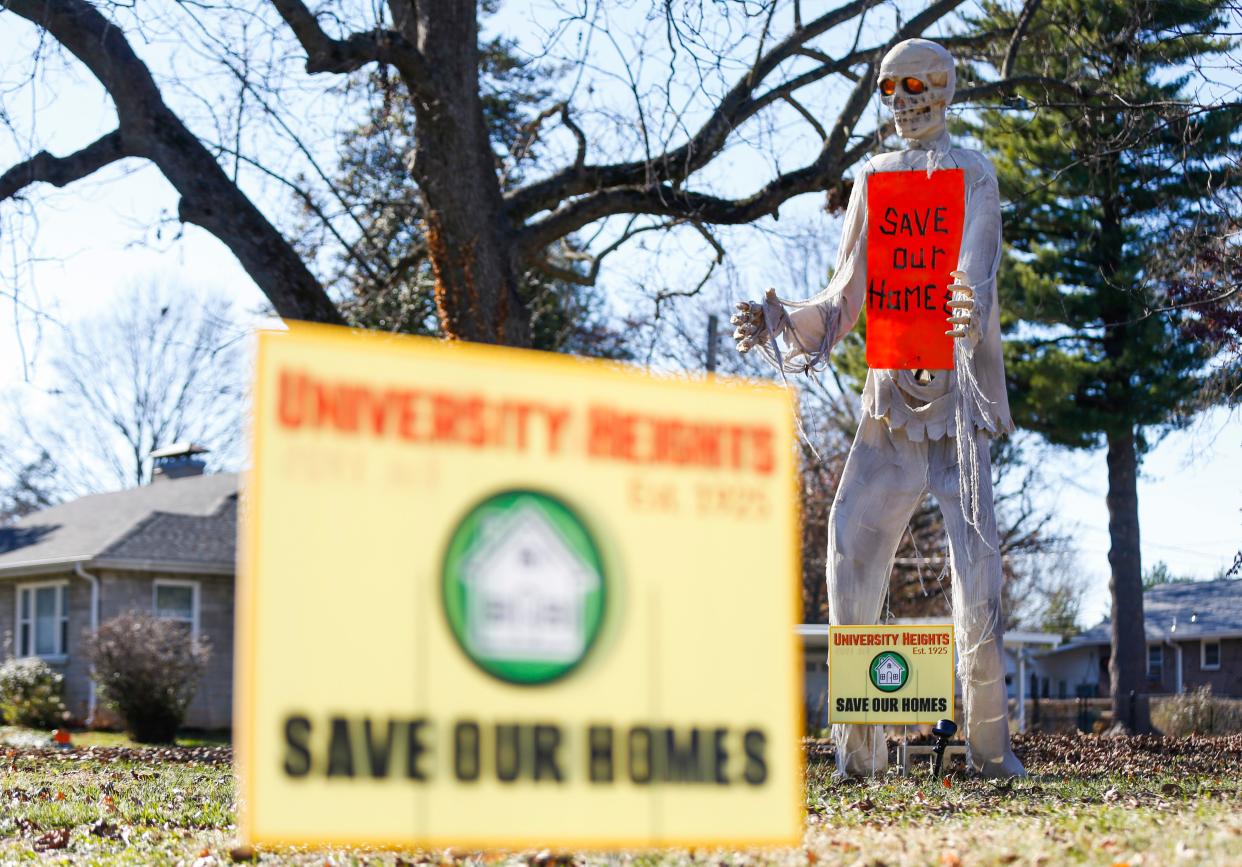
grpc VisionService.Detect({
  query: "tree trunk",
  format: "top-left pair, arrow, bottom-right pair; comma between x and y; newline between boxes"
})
1105,426 -> 1149,732
1095,139 -> 1151,733
404,1 -> 529,346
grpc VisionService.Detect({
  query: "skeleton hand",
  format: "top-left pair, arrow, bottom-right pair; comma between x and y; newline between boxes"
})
945,269 -> 974,339
731,289 -> 775,353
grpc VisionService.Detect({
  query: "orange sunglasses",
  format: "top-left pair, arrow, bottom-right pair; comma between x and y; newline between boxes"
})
879,77 -> 928,96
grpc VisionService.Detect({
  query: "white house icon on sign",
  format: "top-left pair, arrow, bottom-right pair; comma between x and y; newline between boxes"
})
874,656 -> 904,687
461,500 -> 599,664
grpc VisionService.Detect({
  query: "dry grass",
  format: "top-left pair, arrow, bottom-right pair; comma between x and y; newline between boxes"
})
0,734 -> 1237,864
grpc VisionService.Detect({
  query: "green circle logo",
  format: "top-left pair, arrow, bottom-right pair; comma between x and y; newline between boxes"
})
869,651 -> 909,693
442,490 -> 606,686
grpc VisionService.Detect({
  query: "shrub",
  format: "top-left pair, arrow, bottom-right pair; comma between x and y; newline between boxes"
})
85,611 -> 210,743
0,657 -> 69,728
1153,686 -> 1242,736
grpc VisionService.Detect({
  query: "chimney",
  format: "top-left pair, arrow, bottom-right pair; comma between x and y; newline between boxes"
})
149,442 -> 209,483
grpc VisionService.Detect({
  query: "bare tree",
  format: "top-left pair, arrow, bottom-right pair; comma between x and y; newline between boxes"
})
3,282 -> 246,495
0,0 -> 1016,346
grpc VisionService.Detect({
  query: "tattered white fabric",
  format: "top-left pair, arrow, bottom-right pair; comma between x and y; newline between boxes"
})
777,137 -> 1011,438
826,417 -> 1023,777
743,38 -> 1025,779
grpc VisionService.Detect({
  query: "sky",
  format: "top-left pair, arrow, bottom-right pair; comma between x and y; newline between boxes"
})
0,2 -> 1238,627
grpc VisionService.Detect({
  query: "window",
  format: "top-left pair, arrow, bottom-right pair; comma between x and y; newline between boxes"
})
16,582 -> 69,659
1147,644 -> 1163,680
153,580 -> 200,639
1201,640 -> 1221,671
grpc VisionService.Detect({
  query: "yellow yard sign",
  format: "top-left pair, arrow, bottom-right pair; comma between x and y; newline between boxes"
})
828,625 -> 955,725
237,322 -> 803,850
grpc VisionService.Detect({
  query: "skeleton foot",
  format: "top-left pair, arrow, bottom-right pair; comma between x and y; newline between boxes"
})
976,749 -> 1027,779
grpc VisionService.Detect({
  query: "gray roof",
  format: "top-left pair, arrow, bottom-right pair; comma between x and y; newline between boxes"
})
1046,578 -> 1242,653
0,473 -> 238,576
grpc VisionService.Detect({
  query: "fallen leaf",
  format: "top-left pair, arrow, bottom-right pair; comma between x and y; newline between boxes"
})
33,828 -> 70,852
88,820 -> 120,839
942,775 -> 953,789
940,850 -> 962,867
54,790 -> 66,801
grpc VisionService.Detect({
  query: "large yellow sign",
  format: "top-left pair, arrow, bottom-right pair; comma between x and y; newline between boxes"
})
828,625 -> 955,725
237,323 -> 803,849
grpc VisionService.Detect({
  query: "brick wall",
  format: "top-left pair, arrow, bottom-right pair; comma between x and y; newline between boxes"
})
97,569 -> 234,729
0,573 -> 95,723
1178,637 -> 1242,697
0,570 -> 235,730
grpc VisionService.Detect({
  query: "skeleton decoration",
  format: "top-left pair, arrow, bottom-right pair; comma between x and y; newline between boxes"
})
733,38 -> 1024,779
878,39 -> 956,142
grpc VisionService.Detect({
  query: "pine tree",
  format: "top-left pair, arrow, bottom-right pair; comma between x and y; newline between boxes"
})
964,0 -> 1242,728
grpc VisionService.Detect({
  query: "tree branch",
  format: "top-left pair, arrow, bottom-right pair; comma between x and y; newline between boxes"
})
782,95 -> 828,141
509,0 -> 965,250
1001,0 -> 1044,79
533,219 -> 677,287
505,0 -> 895,221
268,0 -> 429,89
2,0 -> 342,324
0,130 -> 128,201
954,75 -> 1092,104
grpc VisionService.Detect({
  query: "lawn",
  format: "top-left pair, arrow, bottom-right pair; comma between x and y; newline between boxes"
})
0,733 -> 1238,865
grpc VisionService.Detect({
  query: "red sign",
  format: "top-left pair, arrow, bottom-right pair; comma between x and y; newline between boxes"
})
865,169 -> 964,370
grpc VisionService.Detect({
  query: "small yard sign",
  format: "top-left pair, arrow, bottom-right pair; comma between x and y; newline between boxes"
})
238,323 -> 802,849
828,624 -> 955,724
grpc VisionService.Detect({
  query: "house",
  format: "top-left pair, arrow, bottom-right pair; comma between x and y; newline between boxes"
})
1032,578 -> 1242,698
872,654 -> 905,688
0,446 -> 236,728
461,499 -> 600,664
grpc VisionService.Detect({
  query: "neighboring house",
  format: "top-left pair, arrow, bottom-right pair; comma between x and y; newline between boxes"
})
1033,578 -> 1242,698
0,446 -> 236,728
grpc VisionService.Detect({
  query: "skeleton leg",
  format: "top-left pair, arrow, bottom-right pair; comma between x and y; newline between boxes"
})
928,433 -> 1026,778
827,416 -> 928,776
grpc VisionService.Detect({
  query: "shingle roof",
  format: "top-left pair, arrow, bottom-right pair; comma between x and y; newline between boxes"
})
1046,578 -> 1242,653
0,473 -> 238,575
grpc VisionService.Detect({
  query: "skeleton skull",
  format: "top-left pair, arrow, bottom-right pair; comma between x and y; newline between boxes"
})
878,39 -> 955,141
